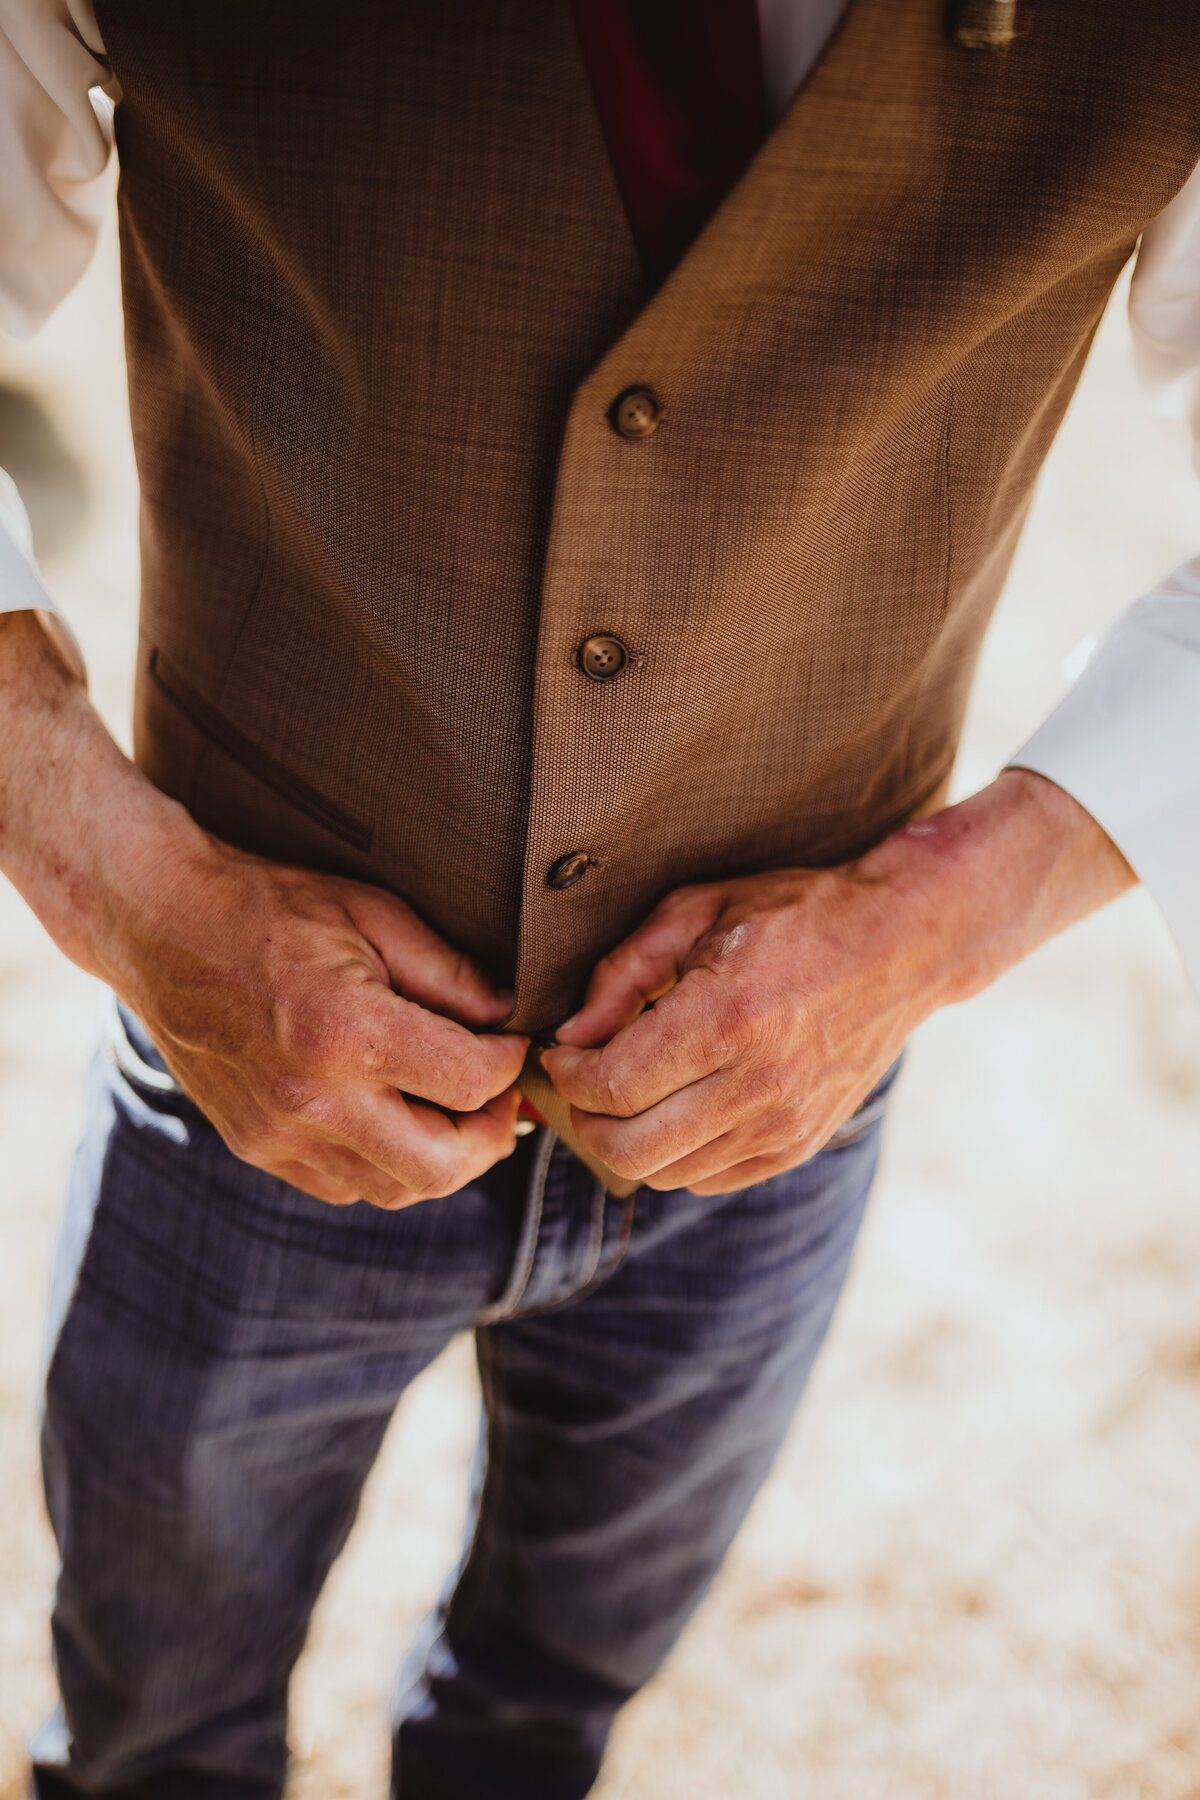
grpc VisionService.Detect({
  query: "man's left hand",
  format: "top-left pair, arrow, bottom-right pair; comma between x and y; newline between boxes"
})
541,771 -> 1136,1194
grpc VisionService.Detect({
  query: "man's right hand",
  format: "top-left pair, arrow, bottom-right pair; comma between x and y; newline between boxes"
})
0,610 -> 527,1208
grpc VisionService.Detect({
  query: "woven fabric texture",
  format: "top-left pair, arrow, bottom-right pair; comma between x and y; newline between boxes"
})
97,0 -> 1200,1033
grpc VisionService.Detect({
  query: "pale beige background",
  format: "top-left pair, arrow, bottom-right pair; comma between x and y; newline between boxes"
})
1,205 -> 1199,1799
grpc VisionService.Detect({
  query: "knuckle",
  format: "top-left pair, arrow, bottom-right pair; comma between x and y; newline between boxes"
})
603,1084 -> 639,1121
411,1173 -> 457,1202
272,1077 -> 340,1133
742,1062 -> 792,1113
448,1064 -> 494,1113
221,1102 -> 292,1162
405,1143 -> 462,1200
590,948 -> 622,986
450,948 -> 484,995
660,881 -> 705,915
420,1177 -> 460,1202
427,1037 -> 495,1111
721,982 -> 775,1049
603,1139 -> 652,1181
354,1029 -> 393,1080
592,1055 -> 640,1118
323,1184 -> 364,1207
281,1002 -> 349,1073
221,1120 -> 264,1162
360,1180 -> 414,1211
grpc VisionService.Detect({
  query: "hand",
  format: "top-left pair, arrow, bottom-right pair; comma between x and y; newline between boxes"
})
0,611 -> 527,1208
113,846 -> 529,1208
542,772 -> 1136,1194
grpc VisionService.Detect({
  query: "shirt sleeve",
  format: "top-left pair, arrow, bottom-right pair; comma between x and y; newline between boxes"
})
1009,155 -> 1200,995
0,0 -> 112,670
0,465 -> 85,675
0,0 -> 115,338
1012,567 -> 1200,992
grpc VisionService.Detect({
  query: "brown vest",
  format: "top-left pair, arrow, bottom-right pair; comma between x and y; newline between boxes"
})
98,0 -> 1200,1036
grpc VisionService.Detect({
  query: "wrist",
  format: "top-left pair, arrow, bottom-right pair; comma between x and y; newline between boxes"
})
0,610 -> 211,985
854,769 -> 1136,1011
59,750 -> 213,996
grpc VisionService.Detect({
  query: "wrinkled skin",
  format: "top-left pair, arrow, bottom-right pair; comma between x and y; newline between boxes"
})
0,612 -> 527,1209
0,614 -> 1132,1206
108,845 -> 529,1208
543,771 -> 1135,1194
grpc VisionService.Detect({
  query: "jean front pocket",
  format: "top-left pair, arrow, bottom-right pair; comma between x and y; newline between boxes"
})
102,990 -> 204,1144
823,1053 -> 904,1151
149,648 -> 372,852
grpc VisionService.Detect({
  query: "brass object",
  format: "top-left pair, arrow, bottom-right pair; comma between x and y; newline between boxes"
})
579,634 -> 628,681
609,385 -> 663,439
546,851 -> 591,890
950,0 -> 1021,51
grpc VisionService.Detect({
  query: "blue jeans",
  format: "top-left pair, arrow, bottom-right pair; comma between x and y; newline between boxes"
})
32,1001 -> 896,1800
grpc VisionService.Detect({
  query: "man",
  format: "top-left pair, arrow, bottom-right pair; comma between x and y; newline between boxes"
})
2,0 -> 1199,1794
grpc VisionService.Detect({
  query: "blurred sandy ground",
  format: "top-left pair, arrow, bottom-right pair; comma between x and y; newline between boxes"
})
2,199 -> 1200,1800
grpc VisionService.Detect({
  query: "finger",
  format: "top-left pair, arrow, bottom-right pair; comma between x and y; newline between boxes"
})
270,1156 -> 366,1206
273,1102 -> 520,1208
332,1082 -> 520,1197
684,1150 -> 801,1195
271,1148 -> 422,1210
544,966 -> 746,1119
462,1085 -> 523,1135
348,988 -> 527,1109
555,886 -> 722,1047
567,1061 -> 794,1182
642,1116 -> 816,1190
341,883 -> 515,1025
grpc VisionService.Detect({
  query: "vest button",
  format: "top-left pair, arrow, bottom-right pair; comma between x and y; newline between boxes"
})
547,851 -> 591,891
579,634 -> 628,681
610,385 -> 662,440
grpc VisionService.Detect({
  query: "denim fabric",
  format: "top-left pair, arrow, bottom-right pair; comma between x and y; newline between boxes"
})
33,1000 -> 897,1800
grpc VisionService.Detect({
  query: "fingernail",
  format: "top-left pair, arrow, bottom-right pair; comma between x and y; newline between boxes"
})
558,1011 -> 581,1033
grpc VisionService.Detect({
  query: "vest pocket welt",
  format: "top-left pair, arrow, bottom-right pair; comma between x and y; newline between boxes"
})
147,649 -> 372,853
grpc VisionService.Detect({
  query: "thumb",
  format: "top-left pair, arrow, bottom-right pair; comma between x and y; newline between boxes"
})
555,886 -> 722,1048
342,884 -> 514,1026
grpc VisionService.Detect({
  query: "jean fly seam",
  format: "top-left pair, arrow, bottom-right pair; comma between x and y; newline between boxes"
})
493,1181 -> 637,1323
574,1171 -> 608,1294
441,1324 -> 509,1648
475,1126 -> 554,1324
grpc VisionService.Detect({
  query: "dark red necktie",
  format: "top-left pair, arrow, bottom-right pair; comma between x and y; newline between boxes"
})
516,3 -> 765,1130
571,0 -> 767,284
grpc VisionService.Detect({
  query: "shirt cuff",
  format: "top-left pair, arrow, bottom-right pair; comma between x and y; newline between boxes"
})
1009,565 -> 1200,995
0,465 -> 87,679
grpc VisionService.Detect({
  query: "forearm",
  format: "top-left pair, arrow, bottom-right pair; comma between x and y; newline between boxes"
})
858,767 -> 1137,1017
0,609 -> 527,1205
0,610 -> 201,982
544,769 -> 1139,1194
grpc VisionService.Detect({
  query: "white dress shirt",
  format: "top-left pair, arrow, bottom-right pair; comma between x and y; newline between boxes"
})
3,0 -> 1200,988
